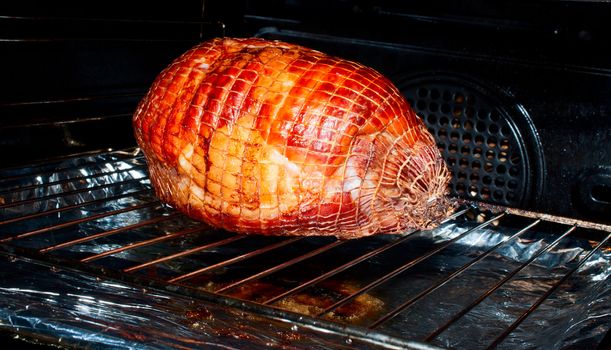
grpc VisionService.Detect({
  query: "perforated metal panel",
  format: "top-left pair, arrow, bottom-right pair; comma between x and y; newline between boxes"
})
400,77 -> 536,207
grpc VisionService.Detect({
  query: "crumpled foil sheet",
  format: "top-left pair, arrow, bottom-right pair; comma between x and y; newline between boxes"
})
0,253 -> 428,350
0,149 -> 609,349
373,223 -> 610,349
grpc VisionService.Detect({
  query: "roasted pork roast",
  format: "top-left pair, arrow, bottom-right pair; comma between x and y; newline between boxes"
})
133,37 -> 452,239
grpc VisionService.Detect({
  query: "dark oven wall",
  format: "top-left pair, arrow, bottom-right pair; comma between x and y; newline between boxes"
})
0,1 -> 222,166
211,0 -> 611,223
1,0 -> 609,224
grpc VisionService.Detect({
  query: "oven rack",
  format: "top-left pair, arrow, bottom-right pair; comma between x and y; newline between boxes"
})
0,148 -> 609,349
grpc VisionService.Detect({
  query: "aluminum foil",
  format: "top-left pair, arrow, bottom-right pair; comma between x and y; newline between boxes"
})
370,222 -> 610,349
0,150 -> 609,349
0,254 -> 413,350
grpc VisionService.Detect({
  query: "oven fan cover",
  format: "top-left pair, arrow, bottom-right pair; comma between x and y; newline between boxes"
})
399,75 -> 544,208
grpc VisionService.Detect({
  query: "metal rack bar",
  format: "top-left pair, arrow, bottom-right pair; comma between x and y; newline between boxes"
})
2,38 -> 202,43
167,237 -> 304,283
79,224 -> 210,263
259,232 -> 414,305
0,159 -> 146,195
1,148 -> 609,349
17,113 -> 134,129
0,201 -> 160,243
503,207 -> 611,233
217,209 -> 476,295
0,188 -> 151,226
262,208 -> 472,306
367,218 -> 541,328
122,235 -> 245,272
215,240 -> 347,294
423,225 -> 577,342
485,232 -> 611,350
312,212 -> 506,315
0,148 -> 142,182
0,177 -> 148,210
0,15 -> 213,26
39,212 -> 181,253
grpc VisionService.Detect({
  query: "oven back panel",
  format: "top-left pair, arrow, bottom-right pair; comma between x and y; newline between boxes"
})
0,1 -> 219,165
1,2 -> 610,219
228,1 -> 611,222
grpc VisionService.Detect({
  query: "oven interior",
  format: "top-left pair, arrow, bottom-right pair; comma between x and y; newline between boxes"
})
0,1 -> 610,349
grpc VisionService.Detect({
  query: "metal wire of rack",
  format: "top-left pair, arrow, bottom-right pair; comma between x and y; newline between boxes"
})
0,148 -> 609,349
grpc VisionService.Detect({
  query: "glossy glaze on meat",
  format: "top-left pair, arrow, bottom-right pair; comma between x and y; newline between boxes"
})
133,38 -> 451,238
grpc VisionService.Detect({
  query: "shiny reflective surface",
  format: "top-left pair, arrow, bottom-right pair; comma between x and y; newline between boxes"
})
0,148 -> 609,349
